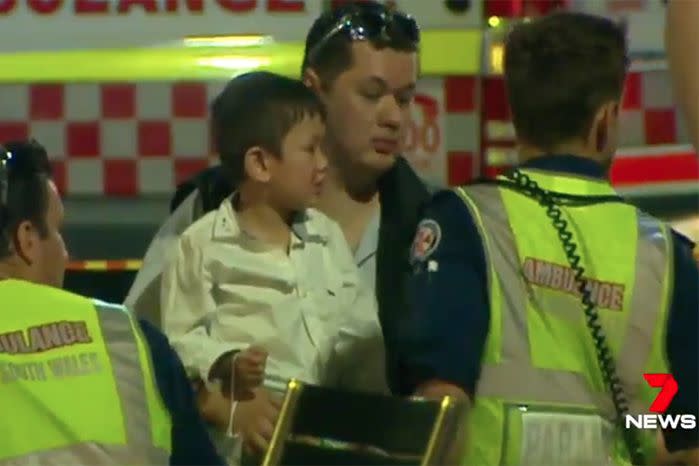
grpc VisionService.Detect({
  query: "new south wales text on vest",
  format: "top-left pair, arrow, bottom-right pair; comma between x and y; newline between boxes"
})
0,321 -> 102,384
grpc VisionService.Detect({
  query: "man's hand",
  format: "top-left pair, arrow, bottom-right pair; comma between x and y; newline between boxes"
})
233,387 -> 283,457
414,380 -> 470,465
196,383 -> 283,458
196,381 -> 234,432
209,346 -> 268,400
234,346 -> 268,401
415,379 -> 469,401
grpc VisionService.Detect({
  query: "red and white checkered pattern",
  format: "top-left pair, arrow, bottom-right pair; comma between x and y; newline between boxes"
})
443,76 -> 481,186
0,77 -> 480,196
404,76 -> 480,187
618,69 -> 690,146
0,82 -> 226,196
1,69 -> 694,196
480,68 -> 699,190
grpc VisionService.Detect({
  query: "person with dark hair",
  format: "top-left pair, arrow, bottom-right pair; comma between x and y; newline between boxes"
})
129,0 -> 425,337
0,140 -> 266,466
300,4 -> 427,368
0,140 -> 65,287
125,0 -> 428,448
158,71 -> 384,459
397,12 -> 699,465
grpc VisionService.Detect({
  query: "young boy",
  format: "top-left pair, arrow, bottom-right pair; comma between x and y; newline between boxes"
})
159,72 -> 385,430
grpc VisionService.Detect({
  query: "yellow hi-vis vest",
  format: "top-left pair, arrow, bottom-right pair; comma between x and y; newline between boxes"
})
454,170 -> 673,466
0,279 -> 172,465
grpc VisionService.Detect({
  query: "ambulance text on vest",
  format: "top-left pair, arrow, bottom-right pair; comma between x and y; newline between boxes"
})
522,257 -> 625,310
0,321 -> 103,384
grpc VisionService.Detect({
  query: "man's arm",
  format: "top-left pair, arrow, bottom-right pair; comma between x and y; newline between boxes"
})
125,190 -> 201,324
138,319 -> 225,466
662,231 -> 699,459
391,190 -> 491,401
666,0 -> 699,151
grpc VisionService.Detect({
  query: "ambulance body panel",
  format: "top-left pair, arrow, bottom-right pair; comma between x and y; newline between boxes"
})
0,0 -> 694,204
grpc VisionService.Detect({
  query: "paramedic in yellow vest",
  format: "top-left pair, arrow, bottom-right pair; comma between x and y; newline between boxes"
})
393,13 -> 699,466
0,140 -> 231,465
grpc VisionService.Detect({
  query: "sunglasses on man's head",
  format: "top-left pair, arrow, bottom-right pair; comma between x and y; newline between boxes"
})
307,3 -> 420,64
0,139 -> 44,209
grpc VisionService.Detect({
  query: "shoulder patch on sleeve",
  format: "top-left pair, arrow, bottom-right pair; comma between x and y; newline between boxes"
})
410,219 -> 442,263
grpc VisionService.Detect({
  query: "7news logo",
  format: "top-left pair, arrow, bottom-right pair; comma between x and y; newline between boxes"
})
625,374 -> 697,430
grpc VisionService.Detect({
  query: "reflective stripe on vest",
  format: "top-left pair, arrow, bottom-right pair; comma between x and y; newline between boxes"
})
0,443 -> 168,466
455,184 -> 669,419
93,300 -> 170,464
0,297 -> 169,465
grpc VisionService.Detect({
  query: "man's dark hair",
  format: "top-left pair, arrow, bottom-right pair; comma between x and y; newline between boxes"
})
301,0 -> 418,86
0,140 -> 52,258
211,71 -> 325,185
504,12 -> 628,150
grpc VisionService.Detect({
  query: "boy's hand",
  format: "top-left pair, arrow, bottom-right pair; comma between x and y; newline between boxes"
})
234,346 -> 268,401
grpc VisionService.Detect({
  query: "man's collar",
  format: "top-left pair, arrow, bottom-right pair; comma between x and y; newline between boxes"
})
378,156 -> 430,227
520,154 -> 607,180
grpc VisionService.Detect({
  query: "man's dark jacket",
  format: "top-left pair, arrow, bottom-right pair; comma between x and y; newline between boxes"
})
170,157 -> 430,392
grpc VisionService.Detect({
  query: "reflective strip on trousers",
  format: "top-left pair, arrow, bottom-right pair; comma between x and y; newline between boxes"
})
456,185 -> 668,418
0,301 -> 169,466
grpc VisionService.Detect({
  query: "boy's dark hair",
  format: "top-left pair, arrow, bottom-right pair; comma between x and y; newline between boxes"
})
211,71 -> 325,185
504,12 -> 628,150
301,1 -> 418,86
0,140 -> 52,259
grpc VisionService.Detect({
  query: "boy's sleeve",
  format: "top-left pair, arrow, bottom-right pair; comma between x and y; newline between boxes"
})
160,233 -> 239,384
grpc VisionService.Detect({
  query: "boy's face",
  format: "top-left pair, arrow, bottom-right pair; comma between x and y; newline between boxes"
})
269,114 -> 327,211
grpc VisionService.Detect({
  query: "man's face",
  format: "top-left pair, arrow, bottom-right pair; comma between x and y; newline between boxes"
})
320,42 -> 418,177
26,180 -> 68,288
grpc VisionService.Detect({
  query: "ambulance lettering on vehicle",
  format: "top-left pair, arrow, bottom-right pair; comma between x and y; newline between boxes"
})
624,374 -> 697,430
0,0 -> 305,15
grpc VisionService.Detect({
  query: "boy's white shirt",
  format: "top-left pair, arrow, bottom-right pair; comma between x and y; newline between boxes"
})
158,195 -> 388,394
